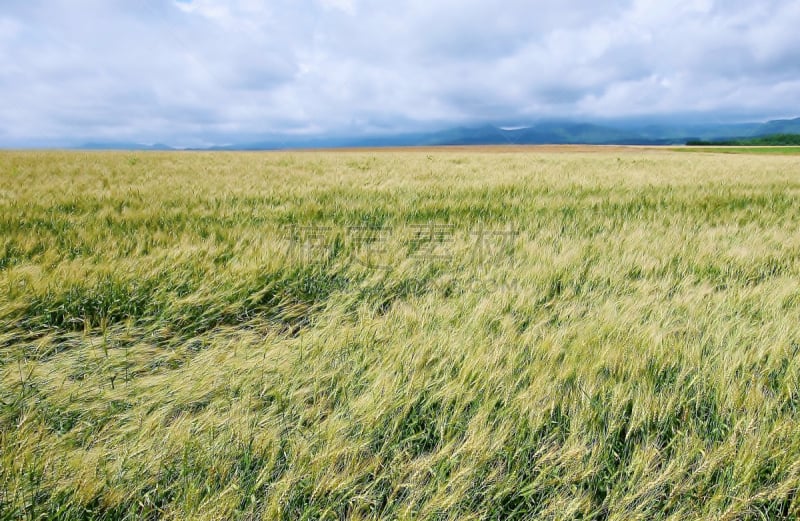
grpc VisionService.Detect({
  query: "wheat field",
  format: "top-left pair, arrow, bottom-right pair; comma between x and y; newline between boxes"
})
2,148 -> 800,520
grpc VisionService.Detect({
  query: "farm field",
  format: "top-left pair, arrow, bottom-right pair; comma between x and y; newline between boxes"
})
673,146 -> 800,155
2,148 -> 800,519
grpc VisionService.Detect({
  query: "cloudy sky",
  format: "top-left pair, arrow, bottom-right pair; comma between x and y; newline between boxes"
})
1,0 -> 799,146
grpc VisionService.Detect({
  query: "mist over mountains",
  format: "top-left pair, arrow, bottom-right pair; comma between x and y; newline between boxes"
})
79,117 -> 800,151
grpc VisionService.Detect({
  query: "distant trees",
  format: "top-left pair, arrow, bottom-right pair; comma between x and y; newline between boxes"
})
686,134 -> 800,146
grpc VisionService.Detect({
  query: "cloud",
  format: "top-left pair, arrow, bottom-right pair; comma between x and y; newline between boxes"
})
0,0 -> 798,145
318,0 -> 356,15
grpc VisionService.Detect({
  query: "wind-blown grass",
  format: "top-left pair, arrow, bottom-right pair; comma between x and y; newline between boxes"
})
2,149 -> 800,519
673,146 -> 800,155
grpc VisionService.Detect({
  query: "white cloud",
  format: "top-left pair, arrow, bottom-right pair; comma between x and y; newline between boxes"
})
318,0 -> 356,15
0,0 -> 798,145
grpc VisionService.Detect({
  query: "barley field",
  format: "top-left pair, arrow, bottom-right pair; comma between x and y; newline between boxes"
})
2,148 -> 800,520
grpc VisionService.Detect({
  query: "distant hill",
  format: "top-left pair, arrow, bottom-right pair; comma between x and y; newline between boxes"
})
687,133 -> 800,146
76,117 -> 800,150
79,142 -> 175,151
416,122 -> 640,145
755,117 -> 800,136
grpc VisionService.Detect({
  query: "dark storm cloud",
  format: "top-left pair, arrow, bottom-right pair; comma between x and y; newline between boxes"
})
0,0 -> 798,145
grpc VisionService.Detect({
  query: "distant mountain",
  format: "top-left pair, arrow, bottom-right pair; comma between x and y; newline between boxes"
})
411,122 -> 631,145
79,142 -> 175,150
76,117 -> 800,150
397,121 -> 689,146
625,123 -> 762,141
755,117 -> 800,136
411,117 -> 800,147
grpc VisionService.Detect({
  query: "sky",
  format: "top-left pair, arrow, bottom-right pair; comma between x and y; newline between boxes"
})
1,0 -> 799,146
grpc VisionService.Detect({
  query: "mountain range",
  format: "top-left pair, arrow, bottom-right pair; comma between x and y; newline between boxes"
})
78,117 -> 800,150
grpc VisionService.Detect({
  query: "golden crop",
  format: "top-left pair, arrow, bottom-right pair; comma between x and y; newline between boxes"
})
2,149 -> 800,519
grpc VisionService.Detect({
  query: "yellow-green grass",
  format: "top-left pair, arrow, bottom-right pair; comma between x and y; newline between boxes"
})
2,149 -> 800,520
672,146 -> 800,155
